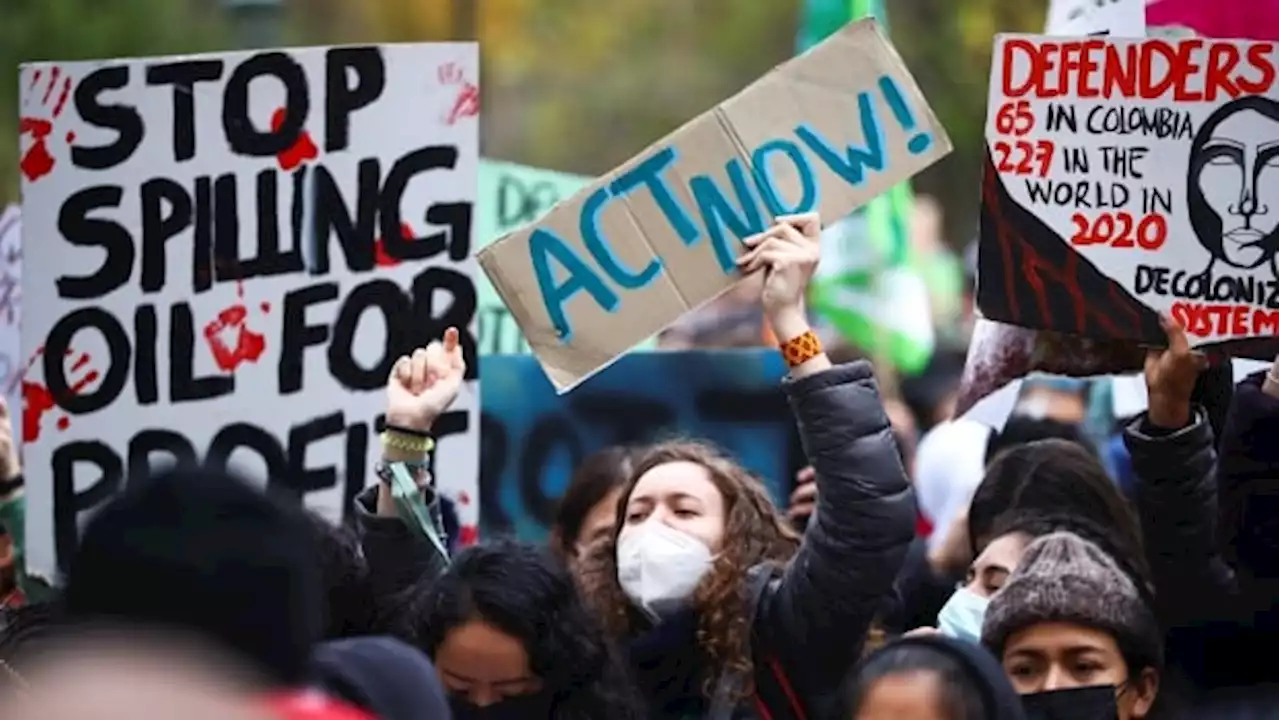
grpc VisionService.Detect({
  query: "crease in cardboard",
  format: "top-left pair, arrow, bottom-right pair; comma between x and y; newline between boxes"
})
478,16 -> 952,393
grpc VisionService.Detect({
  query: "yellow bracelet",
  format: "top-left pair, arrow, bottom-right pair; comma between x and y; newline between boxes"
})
380,430 -> 435,454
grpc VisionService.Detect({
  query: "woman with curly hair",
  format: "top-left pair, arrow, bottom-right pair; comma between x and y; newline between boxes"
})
577,214 -> 917,719
394,538 -> 645,719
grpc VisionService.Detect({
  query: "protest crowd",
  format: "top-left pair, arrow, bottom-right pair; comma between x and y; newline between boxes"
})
1,0 -> 1278,719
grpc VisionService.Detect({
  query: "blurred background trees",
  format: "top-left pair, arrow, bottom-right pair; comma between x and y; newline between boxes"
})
2,0 -> 1048,248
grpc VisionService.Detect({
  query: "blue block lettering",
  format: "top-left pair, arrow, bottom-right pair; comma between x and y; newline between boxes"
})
794,91 -> 886,187
580,188 -> 662,289
690,158 -> 766,273
609,147 -> 700,244
529,227 -> 620,342
749,139 -> 819,217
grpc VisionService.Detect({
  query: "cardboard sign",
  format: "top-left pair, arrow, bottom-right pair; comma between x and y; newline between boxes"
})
18,44 -> 481,577
977,36 -> 1279,352
475,160 -> 591,355
478,19 -> 951,393
1045,0 -> 1146,36
479,349 -> 803,539
0,206 -> 18,422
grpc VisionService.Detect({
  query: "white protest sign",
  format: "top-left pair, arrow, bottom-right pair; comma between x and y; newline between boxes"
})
1045,0 -> 1146,36
977,36 -> 1279,351
19,44 -> 481,577
0,206 -> 19,424
479,19 -> 952,393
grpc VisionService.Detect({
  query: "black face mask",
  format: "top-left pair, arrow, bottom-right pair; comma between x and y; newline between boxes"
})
448,691 -> 553,720
1022,685 -> 1120,720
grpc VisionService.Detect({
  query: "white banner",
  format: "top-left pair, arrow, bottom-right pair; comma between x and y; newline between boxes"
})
19,44 -> 481,577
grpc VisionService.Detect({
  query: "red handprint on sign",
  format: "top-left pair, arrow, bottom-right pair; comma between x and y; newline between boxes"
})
22,348 -> 101,443
19,67 -> 73,183
438,62 -> 479,126
203,282 -> 272,373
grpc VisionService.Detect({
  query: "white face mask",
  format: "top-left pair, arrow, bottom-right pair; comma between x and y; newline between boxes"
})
616,521 -> 714,622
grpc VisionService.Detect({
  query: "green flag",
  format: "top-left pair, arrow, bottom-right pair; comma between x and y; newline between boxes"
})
797,0 -> 936,374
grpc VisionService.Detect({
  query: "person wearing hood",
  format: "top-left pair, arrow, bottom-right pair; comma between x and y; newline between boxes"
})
310,636 -> 452,720
842,634 -> 1026,720
981,531 -> 1163,720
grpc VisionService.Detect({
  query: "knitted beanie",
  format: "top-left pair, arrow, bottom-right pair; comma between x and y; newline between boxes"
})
981,531 -> 1162,665
64,465 -> 324,686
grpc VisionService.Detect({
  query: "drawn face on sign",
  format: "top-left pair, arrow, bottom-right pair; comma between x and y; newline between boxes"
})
1187,96 -> 1280,275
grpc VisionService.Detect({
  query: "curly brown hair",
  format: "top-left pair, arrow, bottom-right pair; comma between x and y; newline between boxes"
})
577,440 -> 801,697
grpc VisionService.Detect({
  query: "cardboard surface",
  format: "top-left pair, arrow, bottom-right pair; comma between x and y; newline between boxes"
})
479,19 -> 951,392
978,35 -> 1279,351
475,160 -> 595,355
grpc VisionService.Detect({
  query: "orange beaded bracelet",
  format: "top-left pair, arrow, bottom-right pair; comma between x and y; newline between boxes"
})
779,329 -> 822,368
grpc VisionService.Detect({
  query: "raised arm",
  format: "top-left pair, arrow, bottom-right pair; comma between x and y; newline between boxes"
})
1122,316 -> 1234,626
739,214 -> 917,691
355,329 -> 465,618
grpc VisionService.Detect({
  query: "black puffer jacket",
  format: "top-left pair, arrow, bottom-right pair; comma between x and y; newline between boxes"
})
1124,373 -> 1278,718
352,362 -> 916,719
704,361 -> 916,719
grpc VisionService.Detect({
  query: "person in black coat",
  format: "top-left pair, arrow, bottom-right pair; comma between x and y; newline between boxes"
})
577,213 -> 917,720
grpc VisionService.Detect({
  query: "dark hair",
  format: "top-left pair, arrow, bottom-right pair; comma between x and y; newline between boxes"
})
983,415 -> 1092,466
901,349 -> 967,432
987,510 -> 1154,601
306,513 -> 374,640
551,446 -> 639,559
0,602 -> 63,673
399,539 -> 644,720
968,439 -> 1145,579
983,512 -> 1163,688
843,643 -> 987,720
579,440 -> 800,697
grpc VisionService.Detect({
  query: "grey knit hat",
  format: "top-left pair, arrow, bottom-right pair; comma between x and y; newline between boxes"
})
981,531 -> 1162,665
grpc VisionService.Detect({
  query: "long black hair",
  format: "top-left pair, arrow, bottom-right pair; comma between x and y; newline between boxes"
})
398,539 -> 644,720
968,438 -> 1146,582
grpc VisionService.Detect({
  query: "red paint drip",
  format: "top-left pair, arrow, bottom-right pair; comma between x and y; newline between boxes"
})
374,223 -> 416,268
271,107 -> 319,171
41,68 -> 60,105
445,82 -> 480,126
18,68 -> 72,184
21,358 -> 99,442
22,382 -> 54,443
18,117 -> 55,182
457,524 -> 479,547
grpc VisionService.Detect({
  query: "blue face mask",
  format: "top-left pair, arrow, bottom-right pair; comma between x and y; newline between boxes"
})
937,587 -> 990,644
1021,685 -> 1119,720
